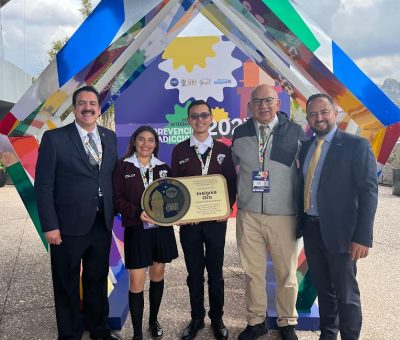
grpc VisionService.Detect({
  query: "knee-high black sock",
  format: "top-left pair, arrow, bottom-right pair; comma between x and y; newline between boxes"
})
149,280 -> 164,325
129,291 -> 144,336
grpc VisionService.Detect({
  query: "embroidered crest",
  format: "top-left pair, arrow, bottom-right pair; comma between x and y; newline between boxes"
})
179,157 -> 190,165
159,170 -> 168,178
217,153 -> 226,165
125,173 -> 135,179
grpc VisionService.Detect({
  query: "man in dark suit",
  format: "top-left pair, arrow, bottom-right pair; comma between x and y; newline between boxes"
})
297,93 -> 378,340
35,86 -> 119,340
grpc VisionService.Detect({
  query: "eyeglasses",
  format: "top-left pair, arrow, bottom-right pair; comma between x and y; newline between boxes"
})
252,97 -> 278,106
189,112 -> 211,120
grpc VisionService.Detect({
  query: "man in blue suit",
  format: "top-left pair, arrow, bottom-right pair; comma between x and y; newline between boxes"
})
35,86 -> 120,340
297,93 -> 378,340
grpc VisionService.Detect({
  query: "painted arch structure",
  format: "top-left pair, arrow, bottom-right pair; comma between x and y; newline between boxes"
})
0,0 -> 399,329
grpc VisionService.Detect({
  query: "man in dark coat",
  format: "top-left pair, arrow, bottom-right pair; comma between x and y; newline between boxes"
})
35,86 -> 119,340
297,93 -> 378,340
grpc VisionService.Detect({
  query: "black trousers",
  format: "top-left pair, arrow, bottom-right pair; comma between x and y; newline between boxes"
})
303,216 -> 361,340
50,213 -> 112,339
179,221 -> 227,321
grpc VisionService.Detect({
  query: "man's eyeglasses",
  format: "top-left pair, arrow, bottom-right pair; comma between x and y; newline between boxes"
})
252,97 -> 278,106
189,112 -> 211,120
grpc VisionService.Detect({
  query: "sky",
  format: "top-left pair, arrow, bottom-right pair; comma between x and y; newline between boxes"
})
1,0 -> 399,85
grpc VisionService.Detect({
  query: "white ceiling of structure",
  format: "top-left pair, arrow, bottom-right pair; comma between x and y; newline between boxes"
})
0,0 -> 11,8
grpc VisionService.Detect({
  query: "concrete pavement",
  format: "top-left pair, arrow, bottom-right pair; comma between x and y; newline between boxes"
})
0,185 -> 399,339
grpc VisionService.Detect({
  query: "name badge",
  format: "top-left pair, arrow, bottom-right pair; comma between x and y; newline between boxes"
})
143,221 -> 159,230
252,170 -> 270,192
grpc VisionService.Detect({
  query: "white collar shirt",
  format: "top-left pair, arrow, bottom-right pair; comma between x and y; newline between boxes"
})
190,135 -> 214,155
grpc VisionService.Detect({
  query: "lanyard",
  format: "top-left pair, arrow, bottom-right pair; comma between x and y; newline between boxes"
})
140,166 -> 153,188
258,137 -> 267,167
194,145 -> 213,175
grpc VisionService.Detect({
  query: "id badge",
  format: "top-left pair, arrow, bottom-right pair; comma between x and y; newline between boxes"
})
143,221 -> 159,229
252,170 -> 270,192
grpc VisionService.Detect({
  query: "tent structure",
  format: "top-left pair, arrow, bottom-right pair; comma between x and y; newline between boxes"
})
1,0 -> 399,329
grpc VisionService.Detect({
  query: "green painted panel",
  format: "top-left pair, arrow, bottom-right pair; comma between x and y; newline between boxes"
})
263,0 -> 320,52
6,163 -> 48,250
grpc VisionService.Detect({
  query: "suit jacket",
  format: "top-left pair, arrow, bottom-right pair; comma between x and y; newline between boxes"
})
35,123 -> 117,235
297,129 -> 378,254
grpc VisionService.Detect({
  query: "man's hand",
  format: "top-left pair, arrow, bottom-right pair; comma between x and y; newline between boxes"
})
349,242 -> 369,261
45,229 -> 62,245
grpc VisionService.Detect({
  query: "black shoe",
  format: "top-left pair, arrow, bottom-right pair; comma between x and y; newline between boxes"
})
279,325 -> 298,340
238,319 -> 268,340
181,319 -> 205,340
211,319 -> 228,339
149,320 -> 163,338
92,332 -> 122,340
319,330 -> 338,340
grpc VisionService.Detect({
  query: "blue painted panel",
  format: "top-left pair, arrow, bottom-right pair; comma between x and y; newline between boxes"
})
56,0 -> 125,87
332,42 -> 400,126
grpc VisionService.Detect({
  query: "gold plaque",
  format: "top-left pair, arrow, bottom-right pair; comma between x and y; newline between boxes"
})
141,175 -> 230,226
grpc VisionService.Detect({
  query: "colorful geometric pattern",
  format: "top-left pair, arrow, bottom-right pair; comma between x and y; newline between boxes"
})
0,0 -> 398,329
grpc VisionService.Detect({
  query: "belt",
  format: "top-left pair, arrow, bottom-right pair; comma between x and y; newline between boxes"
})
305,214 -> 319,223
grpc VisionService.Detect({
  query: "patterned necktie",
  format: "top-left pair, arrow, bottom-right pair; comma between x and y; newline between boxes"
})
259,125 -> 269,145
87,132 -> 100,167
304,138 -> 325,213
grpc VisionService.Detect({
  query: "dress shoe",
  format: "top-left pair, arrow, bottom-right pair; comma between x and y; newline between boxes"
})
149,320 -> 163,338
238,319 -> 268,340
181,319 -> 205,340
279,325 -> 298,340
92,332 -> 122,340
319,330 -> 338,340
211,319 -> 228,339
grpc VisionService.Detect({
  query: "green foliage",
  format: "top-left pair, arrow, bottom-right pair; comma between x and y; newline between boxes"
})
47,36 -> 70,62
79,0 -> 93,18
46,1 -> 93,63
0,160 -> 4,169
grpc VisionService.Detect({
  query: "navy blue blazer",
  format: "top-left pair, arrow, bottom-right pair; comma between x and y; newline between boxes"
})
297,129 -> 378,254
35,123 -> 117,235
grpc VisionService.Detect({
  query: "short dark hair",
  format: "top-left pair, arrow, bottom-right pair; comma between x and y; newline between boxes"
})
124,125 -> 160,159
187,100 -> 212,116
306,93 -> 335,112
72,86 -> 101,106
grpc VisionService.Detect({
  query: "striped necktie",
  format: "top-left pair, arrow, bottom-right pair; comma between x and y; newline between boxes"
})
304,138 -> 325,213
87,132 -> 100,167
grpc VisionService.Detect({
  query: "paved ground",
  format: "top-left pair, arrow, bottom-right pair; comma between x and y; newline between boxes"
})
0,185 -> 399,340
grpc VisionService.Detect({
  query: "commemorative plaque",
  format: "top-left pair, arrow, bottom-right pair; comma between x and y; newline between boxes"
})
141,175 -> 230,226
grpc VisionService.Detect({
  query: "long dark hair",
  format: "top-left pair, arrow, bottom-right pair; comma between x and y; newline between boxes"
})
123,125 -> 160,159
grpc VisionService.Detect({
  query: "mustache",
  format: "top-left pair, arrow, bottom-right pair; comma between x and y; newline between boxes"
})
81,110 -> 95,115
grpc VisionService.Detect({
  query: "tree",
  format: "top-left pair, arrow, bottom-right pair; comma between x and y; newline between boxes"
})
47,0 -> 92,63
47,36 -> 70,62
79,0 -> 93,18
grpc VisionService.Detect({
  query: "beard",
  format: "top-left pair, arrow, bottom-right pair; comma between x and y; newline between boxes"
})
312,121 -> 335,136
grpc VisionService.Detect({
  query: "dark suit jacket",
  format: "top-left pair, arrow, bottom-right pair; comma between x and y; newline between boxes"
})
35,123 -> 117,235
297,129 -> 378,254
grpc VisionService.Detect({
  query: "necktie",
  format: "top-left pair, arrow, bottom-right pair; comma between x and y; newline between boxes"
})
259,125 -> 269,145
87,132 -> 100,167
304,138 -> 325,213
